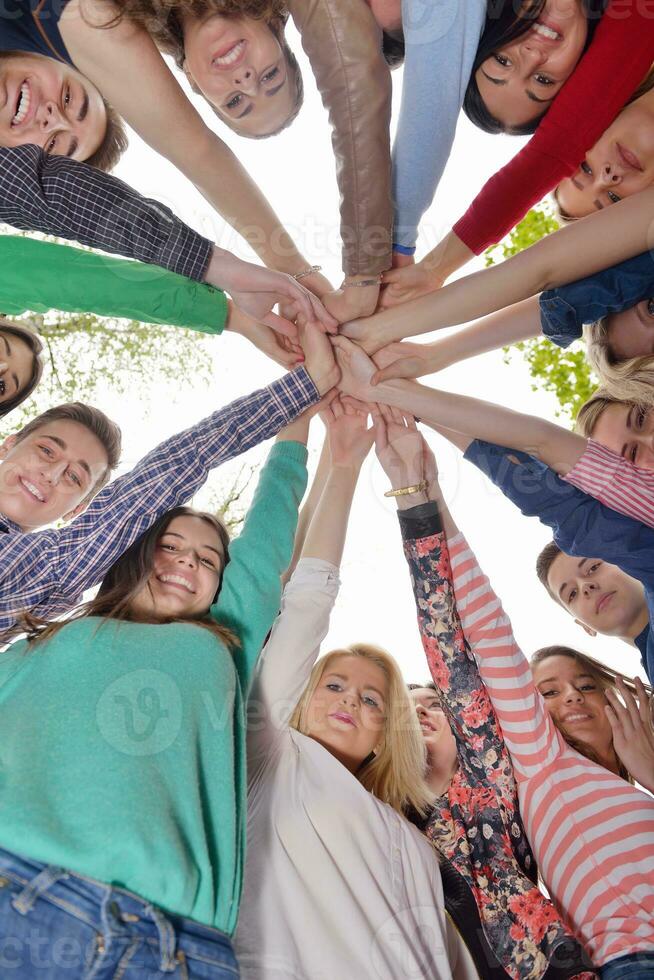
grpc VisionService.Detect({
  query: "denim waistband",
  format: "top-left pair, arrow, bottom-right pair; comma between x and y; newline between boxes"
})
0,846 -> 235,973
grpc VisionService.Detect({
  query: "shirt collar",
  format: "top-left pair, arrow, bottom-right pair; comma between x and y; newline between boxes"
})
0,512 -> 22,534
634,623 -> 650,662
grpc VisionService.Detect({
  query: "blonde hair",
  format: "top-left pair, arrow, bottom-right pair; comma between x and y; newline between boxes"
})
289,643 -> 432,817
584,317 -> 654,408
531,645 -> 654,782
574,387 -> 653,438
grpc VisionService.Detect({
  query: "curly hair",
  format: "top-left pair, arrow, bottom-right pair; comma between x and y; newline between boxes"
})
109,0 -> 287,64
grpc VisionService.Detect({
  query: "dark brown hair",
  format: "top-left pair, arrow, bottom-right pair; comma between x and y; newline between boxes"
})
535,540 -> 563,598
0,320 -> 44,417
14,402 -> 122,499
86,100 -> 129,172
23,505 -> 238,649
463,0 -> 607,136
531,644 -> 653,781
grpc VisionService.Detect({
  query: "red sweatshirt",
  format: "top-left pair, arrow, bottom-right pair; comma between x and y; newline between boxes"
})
453,0 -> 654,253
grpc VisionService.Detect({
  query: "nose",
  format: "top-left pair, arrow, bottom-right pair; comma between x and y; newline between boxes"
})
340,689 -> 358,710
598,162 -> 622,187
233,66 -> 258,96
40,459 -> 68,485
582,579 -> 599,597
37,100 -> 66,133
563,685 -> 584,704
175,549 -> 198,569
519,40 -> 548,69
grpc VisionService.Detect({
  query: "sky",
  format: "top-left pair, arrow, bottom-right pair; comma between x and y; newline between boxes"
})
86,20 -> 646,684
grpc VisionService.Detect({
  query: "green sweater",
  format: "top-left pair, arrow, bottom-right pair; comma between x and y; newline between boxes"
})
0,440 -> 307,935
0,235 -> 227,333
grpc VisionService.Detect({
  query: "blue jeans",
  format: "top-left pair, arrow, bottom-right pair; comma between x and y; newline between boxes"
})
600,952 -> 654,979
0,848 -> 239,978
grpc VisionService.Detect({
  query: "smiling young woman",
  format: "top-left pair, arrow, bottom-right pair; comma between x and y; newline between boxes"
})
0,419 -> 311,979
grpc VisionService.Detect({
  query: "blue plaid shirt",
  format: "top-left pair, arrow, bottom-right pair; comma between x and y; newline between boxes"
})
0,144 -> 212,282
0,369 -> 318,640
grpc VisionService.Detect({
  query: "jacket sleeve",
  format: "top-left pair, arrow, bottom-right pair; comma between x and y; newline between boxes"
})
540,250 -> 654,348
452,1 -> 654,254
212,440 -> 309,689
245,558 -> 339,773
289,0 -> 392,276
464,439 -> 654,590
391,0 -> 486,251
0,144 -> 212,280
0,235 -> 227,333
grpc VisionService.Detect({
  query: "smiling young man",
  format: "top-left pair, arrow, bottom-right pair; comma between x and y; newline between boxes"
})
0,324 -> 339,639
461,439 -> 654,683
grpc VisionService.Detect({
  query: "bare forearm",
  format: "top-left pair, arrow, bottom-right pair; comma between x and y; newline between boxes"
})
425,296 -> 541,371
379,381 -> 587,474
302,465 -> 359,566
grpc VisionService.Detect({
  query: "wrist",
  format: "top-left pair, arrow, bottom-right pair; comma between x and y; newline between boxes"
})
395,489 -> 429,510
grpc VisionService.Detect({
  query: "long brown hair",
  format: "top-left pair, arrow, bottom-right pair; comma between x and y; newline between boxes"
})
23,506 -> 238,649
531,645 -> 653,781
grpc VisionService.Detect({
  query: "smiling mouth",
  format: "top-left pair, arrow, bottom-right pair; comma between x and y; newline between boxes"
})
596,591 -> 615,615
532,19 -> 562,41
11,80 -> 31,128
562,712 -> 593,724
212,39 -> 246,69
329,712 -> 356,727
19,477 -> 45,503
157,574 -> 195,594
616,142 -> 643,172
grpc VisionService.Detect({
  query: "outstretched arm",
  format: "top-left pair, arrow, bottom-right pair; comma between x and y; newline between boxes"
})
246,394 -> 374,762
334,335 -> 587,475
60,0 -> 313,277
343,188 -> 654,355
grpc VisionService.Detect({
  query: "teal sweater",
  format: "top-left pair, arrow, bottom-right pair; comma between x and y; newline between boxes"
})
0,234 -> 227,332
0,440 -> 307,935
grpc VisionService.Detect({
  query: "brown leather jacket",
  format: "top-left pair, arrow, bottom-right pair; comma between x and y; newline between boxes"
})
288,0 -> 393,276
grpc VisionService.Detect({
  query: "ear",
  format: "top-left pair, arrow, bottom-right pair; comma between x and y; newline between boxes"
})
62,498 -> 90,523
0,433 -> 17,459
575,618 -> 597,638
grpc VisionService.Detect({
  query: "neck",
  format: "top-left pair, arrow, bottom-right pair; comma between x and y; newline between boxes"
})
425,751 -> 458,798
624,606 -> 650,644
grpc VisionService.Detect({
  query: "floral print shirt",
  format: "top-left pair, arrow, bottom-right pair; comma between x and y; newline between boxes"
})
400,509 -> 595,980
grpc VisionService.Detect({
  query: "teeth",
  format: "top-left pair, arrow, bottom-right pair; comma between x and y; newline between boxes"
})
565,714 -> 591,722
213,40 -> 245,66
532,21 -> 560,39
21,478 -> 44,502
12,82 -> 30,126
159,574 -> 195,593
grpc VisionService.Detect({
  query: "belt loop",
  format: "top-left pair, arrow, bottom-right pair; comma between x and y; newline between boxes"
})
12,866 -> 68,915
145,903 -> 177,972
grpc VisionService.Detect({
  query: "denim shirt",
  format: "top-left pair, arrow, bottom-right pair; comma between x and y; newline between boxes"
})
464,438 -> 654,684
539,251 -> 654,348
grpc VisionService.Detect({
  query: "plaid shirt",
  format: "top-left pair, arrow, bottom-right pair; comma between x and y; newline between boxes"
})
0,145 -> 212,281
0,369 -> 318,640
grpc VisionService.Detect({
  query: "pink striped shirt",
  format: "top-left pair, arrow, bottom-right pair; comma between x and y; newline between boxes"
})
448,532 -> 654,967
565,440 -> 654,528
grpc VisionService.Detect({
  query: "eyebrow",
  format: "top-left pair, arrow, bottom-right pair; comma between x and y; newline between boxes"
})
481,68 -> 505,86
38,434 -> 92,479
163,530 -> 223,558
327,672 -> 385,700
77,88 -> 89,122
621,405 -> 636,457
236,103 -> 254,119
537,673 -> 595,685
66,136 -> 79,159
1,336 -> 19,394
266,79 -> 286,98
557,558 -> 589,599
526,90 -> 555,104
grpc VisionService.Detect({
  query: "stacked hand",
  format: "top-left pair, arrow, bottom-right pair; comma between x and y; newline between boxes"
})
226,302 -> 304,370
379,258 -> 445,309
321,394 -> 376,470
